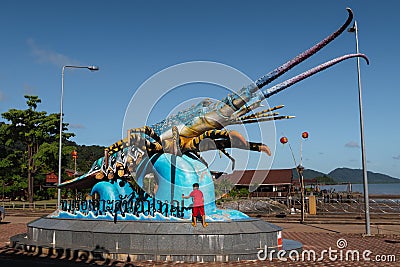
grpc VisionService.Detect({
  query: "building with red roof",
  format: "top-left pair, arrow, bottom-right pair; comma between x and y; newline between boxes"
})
219,169 -> 293,197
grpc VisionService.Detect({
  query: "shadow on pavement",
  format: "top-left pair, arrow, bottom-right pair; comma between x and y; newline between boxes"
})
302,223 -> 341,234
0,245 -> 139,267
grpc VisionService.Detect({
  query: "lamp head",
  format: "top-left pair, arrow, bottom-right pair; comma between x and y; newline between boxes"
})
347,22 -> 356,33
87,66 -> 99,71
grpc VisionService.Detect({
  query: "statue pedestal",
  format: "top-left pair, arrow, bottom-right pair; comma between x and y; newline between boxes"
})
11,217 -> 302,262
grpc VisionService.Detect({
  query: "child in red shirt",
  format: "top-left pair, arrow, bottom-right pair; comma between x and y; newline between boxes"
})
182,183 -> 208,227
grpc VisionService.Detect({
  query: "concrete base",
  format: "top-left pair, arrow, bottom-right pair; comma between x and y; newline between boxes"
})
11,217 -> 302,262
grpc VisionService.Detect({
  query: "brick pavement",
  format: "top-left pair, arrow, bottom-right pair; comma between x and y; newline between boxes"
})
1,217 -> 399,266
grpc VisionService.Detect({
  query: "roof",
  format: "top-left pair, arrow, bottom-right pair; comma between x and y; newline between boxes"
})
220,169 -> 293,186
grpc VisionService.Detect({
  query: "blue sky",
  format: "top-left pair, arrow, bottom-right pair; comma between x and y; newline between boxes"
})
1,1 -> 399,179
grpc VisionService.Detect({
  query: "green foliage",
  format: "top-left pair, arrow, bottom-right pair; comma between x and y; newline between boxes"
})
329,168 -> 400,184
0,95 -> 107,201
292,167 -> 400,184
226,187 -> 248,198
214,178 -> 234,199
46,188 -> 57,199
34,142 -> 59,173
238,187 -> 250,197
1,174 -> 27,199
227,188 -> 239,198
0,95 -> 75,201
315,175 -> 336,184
64,141 -> 104,173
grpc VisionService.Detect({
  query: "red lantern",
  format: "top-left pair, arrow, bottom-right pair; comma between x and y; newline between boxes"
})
280,136 -> 288,144
71,150 -> 78,159
302,132 -> 309,139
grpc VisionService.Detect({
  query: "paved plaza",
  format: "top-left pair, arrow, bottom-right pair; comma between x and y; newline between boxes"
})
1,214 -> 399,266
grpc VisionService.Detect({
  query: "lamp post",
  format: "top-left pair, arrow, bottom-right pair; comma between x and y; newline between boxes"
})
58,65 -> 99,209
2,180 -> 4,207
280,132 -> 308,223
71,150 -> 78,175
297,164 -> 305,223
348,21 -> 371,235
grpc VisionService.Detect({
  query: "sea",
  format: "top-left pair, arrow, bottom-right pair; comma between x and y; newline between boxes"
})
319,183 -> 400,196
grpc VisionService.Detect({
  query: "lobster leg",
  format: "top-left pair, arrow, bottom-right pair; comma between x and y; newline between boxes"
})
212,139 -> 272,156
130,126 -> 162,144
249,142 -> 272,156
237,105 -> 284,121
183,129 -> 272,157
182,129 -> 242,152
231,115 -> 295,125
108,126 -> 163,156
185,151 -> 209,168
106,135 -> 164,180
220,148 -> 236,170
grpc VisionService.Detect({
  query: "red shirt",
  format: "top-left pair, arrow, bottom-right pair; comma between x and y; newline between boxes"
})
189,189 -> 204,207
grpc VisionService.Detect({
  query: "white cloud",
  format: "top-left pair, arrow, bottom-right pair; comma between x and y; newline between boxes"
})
393,155 -> 400,160
27,38 -> 80,67
345,141 -> 360,148
23,83 -> 36,95
69,123 -> 85,129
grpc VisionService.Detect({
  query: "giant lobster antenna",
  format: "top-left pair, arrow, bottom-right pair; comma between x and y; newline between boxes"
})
255,8 -> 354,90
263,53 -> 369,99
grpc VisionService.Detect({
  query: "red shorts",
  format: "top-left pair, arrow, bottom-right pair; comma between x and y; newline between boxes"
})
192,206 -> 205,217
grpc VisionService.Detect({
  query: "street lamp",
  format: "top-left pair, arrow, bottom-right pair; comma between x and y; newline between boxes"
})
296,164 -> 305,223
2,180 -> 4,207
58,65 -> 99,209
280,131 -> 309,223
348,21 -> 371,235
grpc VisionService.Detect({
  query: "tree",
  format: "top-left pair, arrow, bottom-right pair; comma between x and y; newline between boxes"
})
214,178 -> 234,199
1,95 -> 74,202
315,175 -> 336,184
64,141 -> 104,173
0,121 -> 25,199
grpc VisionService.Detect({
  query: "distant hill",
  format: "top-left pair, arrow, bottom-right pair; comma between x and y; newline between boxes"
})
292,169 -> 326,179
328,168 -> 400,184
291,167 -> 400,184
292,168 -> 336,184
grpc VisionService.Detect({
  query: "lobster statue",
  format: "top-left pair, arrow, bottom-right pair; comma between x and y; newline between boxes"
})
58,8 -> 368,221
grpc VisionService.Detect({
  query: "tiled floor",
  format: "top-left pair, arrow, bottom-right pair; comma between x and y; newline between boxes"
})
1,217 -> 399,266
